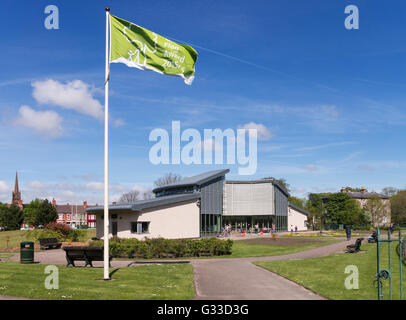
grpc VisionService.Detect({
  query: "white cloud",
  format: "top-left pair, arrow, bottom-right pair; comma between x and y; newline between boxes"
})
304,164 -> 318,172
0,181 -> 10,193
27,181 -> 47,189
32,79 -> 104,120
14,105 -> 63,137
86,182 -> 104,191
238,122 -> 272,141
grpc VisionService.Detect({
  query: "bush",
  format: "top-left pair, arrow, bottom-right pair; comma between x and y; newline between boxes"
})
27,229 -> 64,242
44,222 -> 72,237
26,223 -> 82,242
88,237 -> 233,259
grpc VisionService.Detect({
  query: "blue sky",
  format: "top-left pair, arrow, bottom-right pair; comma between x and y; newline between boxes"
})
1,0 -> 406,204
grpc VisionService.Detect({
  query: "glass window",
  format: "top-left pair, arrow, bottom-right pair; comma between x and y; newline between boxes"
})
131,222 -> 149,234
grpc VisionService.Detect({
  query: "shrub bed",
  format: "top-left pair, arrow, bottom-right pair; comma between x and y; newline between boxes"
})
88,237 -> 233,259
27,222 -> 80,242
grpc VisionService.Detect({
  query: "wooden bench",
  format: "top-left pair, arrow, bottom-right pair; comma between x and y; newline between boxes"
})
346,237 -> 364,253
39,238 -> 62,250
62,246 -> 112,267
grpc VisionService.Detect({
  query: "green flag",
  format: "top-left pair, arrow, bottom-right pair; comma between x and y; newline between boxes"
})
109,15 -> 198,85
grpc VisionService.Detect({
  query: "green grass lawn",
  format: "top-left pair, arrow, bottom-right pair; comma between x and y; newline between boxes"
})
227,238 -> 340,258
0,261 -> 194,300
0,229 -> 97,252
0,230 -> 30,250
255,243 -> 406,300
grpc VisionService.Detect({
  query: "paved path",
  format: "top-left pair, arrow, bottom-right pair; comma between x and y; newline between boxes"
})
2,239 -> 351,300
191,240 -> 350,300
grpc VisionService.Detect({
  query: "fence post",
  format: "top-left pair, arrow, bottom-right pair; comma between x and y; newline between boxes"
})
388,229 -> 392,300
377,227 -> 382,300
399,229 -> 403,300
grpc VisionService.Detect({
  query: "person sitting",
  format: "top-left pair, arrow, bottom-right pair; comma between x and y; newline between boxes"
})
368,230 -> 378,243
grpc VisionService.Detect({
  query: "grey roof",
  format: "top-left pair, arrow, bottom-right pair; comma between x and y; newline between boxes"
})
288,202 -> 310,216
226,179 -> 290,197
345,191 -> 389,200
153,169 -> 229,193
86,193 -> 201,212
56,205 -> 85,214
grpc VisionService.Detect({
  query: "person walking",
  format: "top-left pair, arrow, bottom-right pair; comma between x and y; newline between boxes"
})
345,225 -> 352,240
295,225 -> 298,233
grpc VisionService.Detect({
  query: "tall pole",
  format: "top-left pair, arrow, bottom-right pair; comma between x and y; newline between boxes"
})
103,7 -> 110,280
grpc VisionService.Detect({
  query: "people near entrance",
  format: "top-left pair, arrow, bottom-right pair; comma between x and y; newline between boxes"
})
345,225 -> 352,240
271,224 -> 276,233
368,229 -> 378,243
254,223 -> 259,233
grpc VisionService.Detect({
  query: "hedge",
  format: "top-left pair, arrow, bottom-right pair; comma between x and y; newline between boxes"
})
26,223 -> 81,242
88,237 -> 233,259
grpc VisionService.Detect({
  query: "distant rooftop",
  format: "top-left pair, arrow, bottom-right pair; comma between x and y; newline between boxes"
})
344,191 -> 389,200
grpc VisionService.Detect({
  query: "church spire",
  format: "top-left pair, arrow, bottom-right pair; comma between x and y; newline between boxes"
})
12,171 -> 21,205
14,172 -> 19,193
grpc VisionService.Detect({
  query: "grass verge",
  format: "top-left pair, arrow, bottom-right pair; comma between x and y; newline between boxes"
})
254,242 -> 406,300
0,261 -> 194,300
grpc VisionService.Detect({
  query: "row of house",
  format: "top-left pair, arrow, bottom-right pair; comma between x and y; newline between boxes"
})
54,200 -> 97,228
8,172 -> 97,229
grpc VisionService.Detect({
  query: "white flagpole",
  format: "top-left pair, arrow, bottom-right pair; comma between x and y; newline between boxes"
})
103,7 -> 110,280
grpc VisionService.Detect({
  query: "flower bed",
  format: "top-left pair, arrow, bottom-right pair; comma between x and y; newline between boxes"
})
88,237 -> 233,259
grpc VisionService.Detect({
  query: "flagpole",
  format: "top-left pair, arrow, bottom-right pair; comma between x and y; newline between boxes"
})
103,6 -> 110,280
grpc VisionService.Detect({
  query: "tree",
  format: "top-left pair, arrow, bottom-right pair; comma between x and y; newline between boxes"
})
288,196 -> 306,209
365,196 -> 389,226
0,203 -> 24,230
23,199 -> 40,226
118,190 -> 140,203
24,199 -> 58,227
382,187 -> 398,197
142,190 -> 154,200
154,173 -> 182,187
263,177 -> 290,193
324,193 -> 365,225
390,190 -> 406,224
343,187 -> 364,192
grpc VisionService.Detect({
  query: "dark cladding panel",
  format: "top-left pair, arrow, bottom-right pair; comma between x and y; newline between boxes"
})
274,185 -> 288,217
200,176 -> 224,215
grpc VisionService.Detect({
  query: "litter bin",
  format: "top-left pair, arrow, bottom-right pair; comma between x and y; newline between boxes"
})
20,241 -> 34,264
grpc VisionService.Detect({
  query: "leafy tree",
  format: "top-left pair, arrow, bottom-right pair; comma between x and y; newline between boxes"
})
365,196 -> 389,226
324,193 -> 365,225
23,199 -> 41,225
0,203 -> 24,230
154,173 -> 182,187
390,190 -> 406,224
263,177 -> 290,193
382,187 -> 398,197
343,187 -> 364,192
24,199 -> 58,227
288,196 -> 306,209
